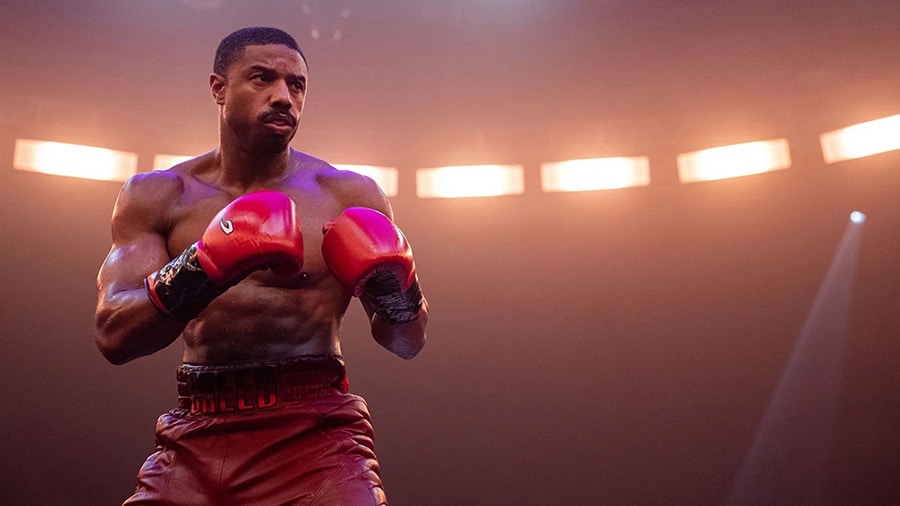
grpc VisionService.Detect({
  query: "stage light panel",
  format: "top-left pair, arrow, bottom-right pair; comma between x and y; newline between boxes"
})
13,139 -> 138,182
153,154 -> 193,171
541,157 -> 650,192
677,139 -> 791,183
416,164 -> 524,198
333,164 -> 399,197
820,114 -> 900,164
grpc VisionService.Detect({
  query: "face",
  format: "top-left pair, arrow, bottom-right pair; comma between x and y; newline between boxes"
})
211,44 -> 308,152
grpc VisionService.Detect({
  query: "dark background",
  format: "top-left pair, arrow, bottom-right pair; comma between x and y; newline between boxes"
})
1,1 -> 899,504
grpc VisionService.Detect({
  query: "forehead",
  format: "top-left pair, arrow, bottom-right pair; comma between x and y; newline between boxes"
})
233,44 -> 308,75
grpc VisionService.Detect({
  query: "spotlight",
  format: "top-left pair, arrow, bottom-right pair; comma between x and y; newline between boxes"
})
849,211 -> 866,224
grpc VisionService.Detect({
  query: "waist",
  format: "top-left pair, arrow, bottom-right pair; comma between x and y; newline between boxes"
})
176,354 -> 348,415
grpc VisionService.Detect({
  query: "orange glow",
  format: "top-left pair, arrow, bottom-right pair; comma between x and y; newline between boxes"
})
820,114 -> 900,164
333,164 -> 399,197
416,164 -> 524,198
677,139 -> 791,183
152,154 -> 193,171
541,157 -> 650,192
13,139 -> 138,182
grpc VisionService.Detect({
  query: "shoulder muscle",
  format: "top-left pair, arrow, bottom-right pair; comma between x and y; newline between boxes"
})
318,166 -> 393,219
111,170 -> 184,241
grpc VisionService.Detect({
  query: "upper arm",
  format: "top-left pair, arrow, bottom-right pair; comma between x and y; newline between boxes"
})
96,172 -> 181,304
326,167 -> 394,221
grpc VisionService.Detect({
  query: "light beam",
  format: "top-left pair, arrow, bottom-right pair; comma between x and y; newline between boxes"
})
727,213 -> 865,506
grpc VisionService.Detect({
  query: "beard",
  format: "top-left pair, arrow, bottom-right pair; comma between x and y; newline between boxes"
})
222,104 -> 300,154
225,119 -> 298,154
254,127 -> 296,153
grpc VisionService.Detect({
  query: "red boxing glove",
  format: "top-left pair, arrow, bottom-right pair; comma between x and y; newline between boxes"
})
196,190 -> 303,284
145,190 -> 303,320
322,207 -> 423,324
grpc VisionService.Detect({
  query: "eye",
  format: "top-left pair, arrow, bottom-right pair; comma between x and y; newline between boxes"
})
252,74 -> 272,83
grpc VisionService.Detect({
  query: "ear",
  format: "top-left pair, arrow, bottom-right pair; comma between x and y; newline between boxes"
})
210,73 -> 226,105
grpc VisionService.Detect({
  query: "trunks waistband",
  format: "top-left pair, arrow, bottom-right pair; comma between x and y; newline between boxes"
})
176,354 -> 348,415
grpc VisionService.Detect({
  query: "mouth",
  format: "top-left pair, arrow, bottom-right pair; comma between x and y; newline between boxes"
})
262,112 -> 297,128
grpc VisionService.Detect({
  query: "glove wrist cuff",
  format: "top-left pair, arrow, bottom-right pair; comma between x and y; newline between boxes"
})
366,273 -> 424,325
144,243 -> 227,321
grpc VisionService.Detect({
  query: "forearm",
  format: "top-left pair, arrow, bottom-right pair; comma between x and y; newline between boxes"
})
95,288 -> 187,365
368,298 -> 428,360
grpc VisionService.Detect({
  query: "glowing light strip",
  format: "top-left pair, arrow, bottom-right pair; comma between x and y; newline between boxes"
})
677,139 -> 791,183
416,164 -> 524,198
153,154 -> 193,171
820,114 -> 900,164
13,139 -> 138,182
333,164 -> 399,197
541,157 -> 650,192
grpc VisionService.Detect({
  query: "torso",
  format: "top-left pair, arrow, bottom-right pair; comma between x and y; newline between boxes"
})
154,149 -> 382,364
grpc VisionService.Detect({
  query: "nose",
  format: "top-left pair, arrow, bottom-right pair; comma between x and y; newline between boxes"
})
269,79 -> 292,109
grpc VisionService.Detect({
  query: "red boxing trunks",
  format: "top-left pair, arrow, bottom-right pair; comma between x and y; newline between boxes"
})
122,355 -> 387,505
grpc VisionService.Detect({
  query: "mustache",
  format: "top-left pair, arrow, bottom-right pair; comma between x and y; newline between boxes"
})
260,110 -> 297,126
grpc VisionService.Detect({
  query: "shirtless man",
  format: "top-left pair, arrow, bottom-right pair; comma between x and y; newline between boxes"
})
94,26 -> 427,505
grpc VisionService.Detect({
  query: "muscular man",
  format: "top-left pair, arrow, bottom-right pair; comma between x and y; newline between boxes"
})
95,26 -> 427,505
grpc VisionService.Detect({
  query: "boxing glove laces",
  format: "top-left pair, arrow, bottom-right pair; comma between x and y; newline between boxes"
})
322,207 -> 424,325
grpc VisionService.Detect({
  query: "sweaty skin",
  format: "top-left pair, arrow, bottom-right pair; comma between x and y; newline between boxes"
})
95,44 -> 427,366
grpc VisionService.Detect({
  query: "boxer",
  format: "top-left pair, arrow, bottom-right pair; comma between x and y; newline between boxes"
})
95,26 -> 428,505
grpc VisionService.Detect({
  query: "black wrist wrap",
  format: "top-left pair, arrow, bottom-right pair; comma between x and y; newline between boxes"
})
365,271 -> 424,325
144,243 -> 226,321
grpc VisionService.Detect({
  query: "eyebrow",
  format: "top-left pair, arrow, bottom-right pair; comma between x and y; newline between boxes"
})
247,64 -> 306,82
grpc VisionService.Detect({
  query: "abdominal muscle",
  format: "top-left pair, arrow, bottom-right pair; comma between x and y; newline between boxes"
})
179,270 -> 353,365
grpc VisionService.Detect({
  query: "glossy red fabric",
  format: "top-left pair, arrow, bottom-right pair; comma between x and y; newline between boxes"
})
122,358 -> 387,506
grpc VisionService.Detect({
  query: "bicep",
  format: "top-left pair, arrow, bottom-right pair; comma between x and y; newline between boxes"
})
97,173 -> 179,300
97,233 -> 170,299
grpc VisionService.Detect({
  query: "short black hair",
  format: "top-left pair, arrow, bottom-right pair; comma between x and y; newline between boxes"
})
213,26 -> 306,76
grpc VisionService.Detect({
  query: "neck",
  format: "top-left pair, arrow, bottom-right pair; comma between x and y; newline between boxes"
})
216,139 -> 293,189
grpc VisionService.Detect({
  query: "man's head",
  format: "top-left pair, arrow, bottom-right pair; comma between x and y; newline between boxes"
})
211,27 -> 308,153
214,26 -> 306,76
